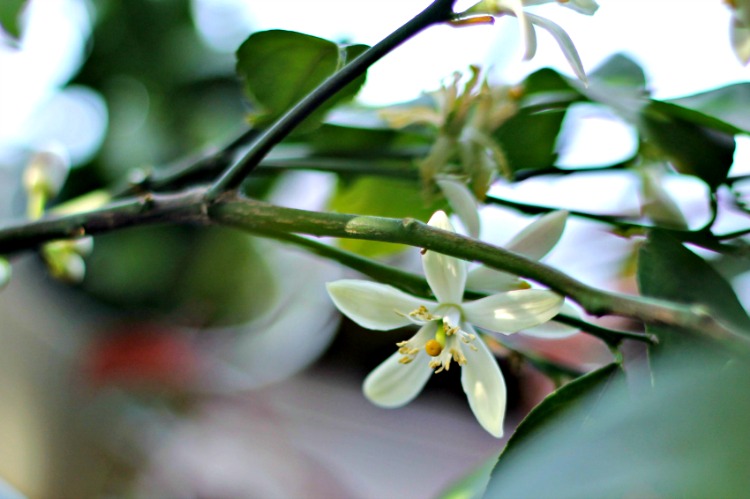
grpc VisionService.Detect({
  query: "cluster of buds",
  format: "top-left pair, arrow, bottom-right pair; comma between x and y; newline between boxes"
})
381,66 -> 519,236
21,145 -> 97,283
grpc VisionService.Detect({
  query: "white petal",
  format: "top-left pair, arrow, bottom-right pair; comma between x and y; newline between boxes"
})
505,211 -> 568,261
424,211 -> 467,303
506,0 -> 537,61
363,351 -> 433,408
437,179 -> 481,239
463,289 -> 563,334
466,265 -> 526,293
521,302 -> 581,338
461,335 -> 506,438
326,280 -> 434,330
525,13 -> 587,83
563,0 -> 599,15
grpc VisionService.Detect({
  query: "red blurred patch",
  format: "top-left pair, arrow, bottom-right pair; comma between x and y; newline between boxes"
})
81,323 -> 204,391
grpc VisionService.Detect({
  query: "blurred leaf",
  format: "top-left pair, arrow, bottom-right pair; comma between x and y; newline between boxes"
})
328,176 -> 445,256
490,363 -> 623,482
639,101 -> 736,189
578,53 -> 648,121
589,53 -> 646,90
306,124 -> 403,156
637,231 -> 750,350
482,347 -> 750,498
669,82 -> 750,133
494,109 -> 566,177
83,226 -> 275,326
0,0 -> 27,40
438,454 -> 499,499
236,30 -> 368,131
173,227 -> 277,327
518,68 -> 582,110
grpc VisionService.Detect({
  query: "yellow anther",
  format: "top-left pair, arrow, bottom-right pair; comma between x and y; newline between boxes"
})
409,305 -> 436,322
425,339 -> 443,357
399,356 -> 414,364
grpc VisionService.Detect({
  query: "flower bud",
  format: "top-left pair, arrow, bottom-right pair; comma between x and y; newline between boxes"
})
22,145 -> 70,200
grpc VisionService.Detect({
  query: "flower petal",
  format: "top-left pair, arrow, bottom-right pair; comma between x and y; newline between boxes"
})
363,347 -> 434,407
502,0 -> 537,61
461,334 -> 506,438
424,211 -> 467,303
466,265 -> 526,293
526,12 -> 587,83
437,179 -> 481,239
562,0 -> 599,15
505,211 -> 568,261
521,301 -> 581,339
463,289 -> 563,334
326,280 -> 434,330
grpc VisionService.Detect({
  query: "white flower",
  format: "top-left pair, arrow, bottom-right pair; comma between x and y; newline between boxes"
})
463,0 -> 598,82
466,210 -> 581,338
326,211 -> 563,437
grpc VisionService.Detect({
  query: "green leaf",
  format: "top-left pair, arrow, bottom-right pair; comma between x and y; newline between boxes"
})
639,101 -> 736,189
669,82 -> 750,133
327,176 -> 445,257
83,226 -> 275,326
637,231 -> 750,349
235,30 -> 368,131
493,108 -> 567,177
481,347 -> 750,498
589,53 -> 647,90
0,0 -> 27,41
577,53 -> 649,121
437,454 -> 499,499
490,363 -> 623,482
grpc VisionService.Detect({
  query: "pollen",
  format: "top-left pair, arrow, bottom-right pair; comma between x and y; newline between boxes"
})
425,339 -> 443,357
408,305 -> 437,322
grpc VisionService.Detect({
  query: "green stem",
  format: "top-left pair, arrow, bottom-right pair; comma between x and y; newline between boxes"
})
242,228 -> 656,346
204,0 -> 458,199
251,229 -> 433,298
0,191 -> 743,352
486,194 -> 742,254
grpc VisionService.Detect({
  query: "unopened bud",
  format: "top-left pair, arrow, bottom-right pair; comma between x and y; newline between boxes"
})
22,146 -> 70,199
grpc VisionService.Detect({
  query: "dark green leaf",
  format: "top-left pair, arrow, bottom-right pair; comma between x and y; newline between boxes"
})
490,363 -> 623,479
669,82 -> 750,133
494,109 -> 566,177
0,0 -> 27,41
437,454 -> 499,499
236,30 -> 368,131
482,347 -> 750,498
637,230 -> 750,348
639,101 -> 736,189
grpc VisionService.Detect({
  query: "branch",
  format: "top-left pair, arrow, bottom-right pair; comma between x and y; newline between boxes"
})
204,0 -> 458,199
0,192 -> 743,353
